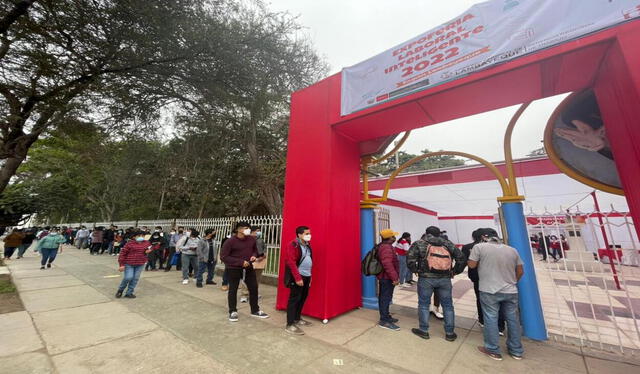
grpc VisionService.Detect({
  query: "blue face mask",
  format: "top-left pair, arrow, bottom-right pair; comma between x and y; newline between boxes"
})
135,237 -> 144,242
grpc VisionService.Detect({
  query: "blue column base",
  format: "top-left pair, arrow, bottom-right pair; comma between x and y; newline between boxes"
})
360,208 -> 378,310
501,201 -> 548,341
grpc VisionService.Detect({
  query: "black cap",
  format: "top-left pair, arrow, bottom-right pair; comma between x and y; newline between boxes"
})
425,226 -> 441,237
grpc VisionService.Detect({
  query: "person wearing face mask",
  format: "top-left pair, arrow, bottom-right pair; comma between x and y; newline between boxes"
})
165,227 -> 184,272
196,228 -> 218,287
116,231 -> 152,298
176,228 -> 201,285
283,226 -> 313,335
146,226 -> 167,271
220,221 -> 269,322
240,226 -> 267,303
376,229 -> 401,331
36,227 -> 65,270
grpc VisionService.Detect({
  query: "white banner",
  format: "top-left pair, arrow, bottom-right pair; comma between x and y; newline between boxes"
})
341,0 -> 640,116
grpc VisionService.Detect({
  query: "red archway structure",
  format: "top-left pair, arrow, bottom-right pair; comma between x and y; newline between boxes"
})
275,20 -> 640,322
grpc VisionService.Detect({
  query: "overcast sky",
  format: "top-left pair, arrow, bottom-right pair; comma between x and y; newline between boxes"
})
266,0 -> 568,163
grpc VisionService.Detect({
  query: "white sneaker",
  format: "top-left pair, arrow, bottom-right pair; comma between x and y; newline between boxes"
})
240,297 -> 248,303
182,279 -> 189,285
430,305 -> 444,319
229,312 -> 239,322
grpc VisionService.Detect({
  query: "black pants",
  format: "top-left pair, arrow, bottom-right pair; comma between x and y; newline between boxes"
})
146,249 -> 163,269
287,276 -> 311,326
90,242 -> 101,255
473,280 -> 505,331
227,267 -> 259,314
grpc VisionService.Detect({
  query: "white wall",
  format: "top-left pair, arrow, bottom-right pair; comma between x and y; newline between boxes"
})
438,218 -> 500,245
383,204 -> 439,242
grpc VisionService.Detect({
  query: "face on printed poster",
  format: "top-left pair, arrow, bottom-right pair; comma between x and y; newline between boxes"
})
340,0 -> 640,116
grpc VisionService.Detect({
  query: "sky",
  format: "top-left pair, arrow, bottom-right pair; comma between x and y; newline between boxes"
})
266,0 -> 568,163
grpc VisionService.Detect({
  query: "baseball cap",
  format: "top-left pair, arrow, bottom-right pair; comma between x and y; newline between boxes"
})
380,229 -> 400,239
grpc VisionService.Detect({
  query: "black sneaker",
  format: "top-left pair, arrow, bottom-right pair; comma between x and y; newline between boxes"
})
46,263 -> 52,268
389,317 -> 399,323
445,332 -> 458,342
196,282 -> 203,288
40,266 -> 45,270
250,311 -> 270,319
115,290 -> 123,298
124,294 -> 136,298
478,346 -> 503,361
411,328 -> 430,339
206,280 -> 215,285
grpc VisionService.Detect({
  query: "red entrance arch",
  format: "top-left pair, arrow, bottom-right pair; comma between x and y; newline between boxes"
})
275,20 -> 640,321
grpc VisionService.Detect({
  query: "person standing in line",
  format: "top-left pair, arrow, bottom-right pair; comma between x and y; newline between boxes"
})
395,232 -> 413,287
407,226 -> 466,342
89,227 -> 104,255
164,227 -> 184,272
36,227 -> 65,269
102,225 -> 115,255
17,229 -> 36,259
220,221 -> 269,322
283,226 -> 313,335
146,226 -> 167,271
468,229 -> 525,361
220,233 -> 232,291
116,231 -> 152,299
3,228 -> 24,260
177,228 -> 200,284
461,229 -> 505,335
377,229 -> 401,331
112,229 -> 124,256
240,226 -> 267,303
196,228 -> 218,287
75,226 -> 89,249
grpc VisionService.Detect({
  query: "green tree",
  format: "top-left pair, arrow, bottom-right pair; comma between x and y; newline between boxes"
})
370,149 -> 465,176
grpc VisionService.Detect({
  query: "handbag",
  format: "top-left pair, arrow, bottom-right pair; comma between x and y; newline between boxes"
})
170,252 -> 180,266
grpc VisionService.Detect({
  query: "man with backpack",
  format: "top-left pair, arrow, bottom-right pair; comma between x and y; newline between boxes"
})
376,229 -> 401,331
407,226 -> 466,341
283,226 -> 313,335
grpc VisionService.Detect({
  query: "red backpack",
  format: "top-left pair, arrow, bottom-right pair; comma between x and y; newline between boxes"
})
426,244 -> 452,274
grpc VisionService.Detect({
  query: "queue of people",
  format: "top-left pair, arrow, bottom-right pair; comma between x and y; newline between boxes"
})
2,220 -> 526,362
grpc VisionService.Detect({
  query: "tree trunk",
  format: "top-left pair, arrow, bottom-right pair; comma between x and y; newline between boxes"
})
0,157 -> 24,194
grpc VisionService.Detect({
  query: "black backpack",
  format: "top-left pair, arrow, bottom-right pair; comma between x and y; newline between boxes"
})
361,244 -> 383,276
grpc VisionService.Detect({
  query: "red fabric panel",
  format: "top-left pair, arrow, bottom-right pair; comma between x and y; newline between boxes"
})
594,29 -> 640,240
276,79 -> 362,320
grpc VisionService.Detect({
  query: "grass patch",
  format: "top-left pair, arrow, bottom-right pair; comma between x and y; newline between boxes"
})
0,278 -> 16,294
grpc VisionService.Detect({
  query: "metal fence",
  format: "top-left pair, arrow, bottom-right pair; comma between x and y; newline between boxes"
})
60,216 -> 283,277
526,207 -> 640,354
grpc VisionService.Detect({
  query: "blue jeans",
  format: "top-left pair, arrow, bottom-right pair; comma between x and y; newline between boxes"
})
40,248 -> 59,266
417,277 -> 455,334
118,264 -> 144,295
398,255 -> 411,283
196,260 -> 215,283
378,279 -> 395,323
181,254 -> 198,280
479,292 -> 524,356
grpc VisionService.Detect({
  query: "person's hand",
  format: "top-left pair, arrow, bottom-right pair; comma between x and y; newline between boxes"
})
555,120 -> 609,152
295,280 -> 304,287
249,256 -> 257,262
242,261 -> 250,268
118,266 -> 124,272
392,280 -> 400,286
145,249 -> 151,254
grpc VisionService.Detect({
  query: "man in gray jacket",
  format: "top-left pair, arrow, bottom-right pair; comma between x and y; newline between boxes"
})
196,228 -> 218,288
407,226 -> 466,342
177,228 -> 204,285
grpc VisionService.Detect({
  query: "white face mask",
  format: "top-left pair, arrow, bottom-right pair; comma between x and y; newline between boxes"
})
185,231 -> 191,237
242,228 -> 252,236
303,234 -> 311,242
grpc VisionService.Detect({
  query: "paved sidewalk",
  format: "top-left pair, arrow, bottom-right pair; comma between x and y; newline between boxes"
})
2,246 -> 640,374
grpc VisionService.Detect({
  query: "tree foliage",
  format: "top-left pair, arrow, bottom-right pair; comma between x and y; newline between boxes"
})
369,149 -> 466,176
0,0 -> 327,225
